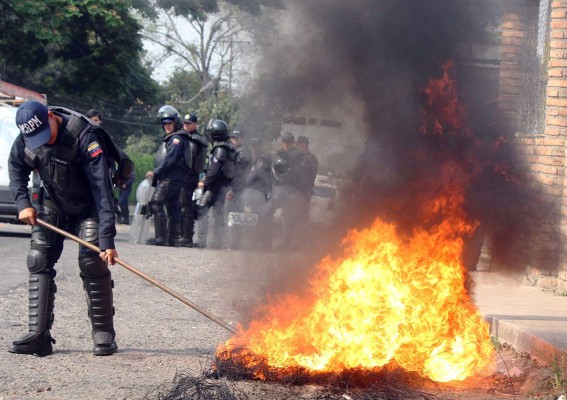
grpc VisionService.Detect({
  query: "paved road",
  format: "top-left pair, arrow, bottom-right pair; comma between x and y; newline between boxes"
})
0,223 -> 33,293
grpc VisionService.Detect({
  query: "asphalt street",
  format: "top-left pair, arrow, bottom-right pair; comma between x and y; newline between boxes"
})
0,223 -> 34,293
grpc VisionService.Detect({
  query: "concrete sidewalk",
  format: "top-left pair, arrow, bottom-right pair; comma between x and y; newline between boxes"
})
472,271 -> 567,364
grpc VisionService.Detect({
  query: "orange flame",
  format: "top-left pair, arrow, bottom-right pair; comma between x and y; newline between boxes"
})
217,171 -> 493,383
419,59 -> 471,138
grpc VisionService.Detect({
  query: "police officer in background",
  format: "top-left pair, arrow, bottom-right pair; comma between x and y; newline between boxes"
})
296,136 -> 319,201
146,105 -> 195,247
176,113 -> 207,247
294,136 -> 319,245
241,137 -> 273,249
268,132 -> 305,250
86,109 -> 103,125
225,127 -> 251,249
8,101 -> 120,356
196,119 -> 236,249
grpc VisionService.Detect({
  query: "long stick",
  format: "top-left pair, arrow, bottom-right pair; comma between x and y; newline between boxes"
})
36,218 -> 237,334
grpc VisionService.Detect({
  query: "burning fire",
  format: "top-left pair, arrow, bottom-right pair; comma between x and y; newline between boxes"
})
420,59 -> 471,138
217,176 -> 493,383
216,60 -> 494,383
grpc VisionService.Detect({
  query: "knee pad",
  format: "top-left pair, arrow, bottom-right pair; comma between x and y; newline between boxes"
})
151,181 -> 169,203
27,249 -> 50,274
79,254 -> 109,279
149,201 -> 164,216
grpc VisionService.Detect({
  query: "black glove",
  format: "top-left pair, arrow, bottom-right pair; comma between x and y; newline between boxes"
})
142,204 -> 153,219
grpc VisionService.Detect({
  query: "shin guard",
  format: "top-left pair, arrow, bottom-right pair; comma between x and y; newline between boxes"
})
82,273 -> 117,356
9,272 -> 56,356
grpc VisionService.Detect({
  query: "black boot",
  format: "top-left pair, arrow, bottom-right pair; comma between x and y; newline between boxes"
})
9,272 -> 56,357
145,237 -> 167,246
171,218 -> 192,247
176,208 -> 195,247
82,273 -> 117,356
146,211 -> 168,246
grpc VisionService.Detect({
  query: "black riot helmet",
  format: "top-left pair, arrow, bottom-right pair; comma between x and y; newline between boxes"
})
206,118 -> 229,142
272,156 -> 293,183
272,156 -> 290,175
157,105 -> 182,131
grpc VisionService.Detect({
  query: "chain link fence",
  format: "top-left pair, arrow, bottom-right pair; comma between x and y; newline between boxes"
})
518,0 -> 550,135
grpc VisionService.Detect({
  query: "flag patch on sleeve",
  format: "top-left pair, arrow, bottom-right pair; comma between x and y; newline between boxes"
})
88,141 -> 103,158
172,137 -> 180,145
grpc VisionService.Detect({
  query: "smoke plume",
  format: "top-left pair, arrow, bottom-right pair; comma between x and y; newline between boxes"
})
245,0 -> 550,271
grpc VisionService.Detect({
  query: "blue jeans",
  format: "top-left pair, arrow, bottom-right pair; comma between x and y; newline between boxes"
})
118,187 -> 132,222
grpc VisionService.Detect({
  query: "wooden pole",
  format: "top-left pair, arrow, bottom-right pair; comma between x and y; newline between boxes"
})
36,218 -> 237,334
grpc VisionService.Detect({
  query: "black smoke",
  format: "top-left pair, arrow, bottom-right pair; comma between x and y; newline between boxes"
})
244,0 -> 554,272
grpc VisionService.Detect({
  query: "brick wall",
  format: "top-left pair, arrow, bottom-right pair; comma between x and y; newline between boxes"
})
498,0 -> 525,131
549,0 -> 567,288
496,0 -> 567,289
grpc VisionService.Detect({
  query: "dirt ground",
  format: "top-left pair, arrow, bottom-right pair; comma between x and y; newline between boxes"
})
0,234 -> 564,400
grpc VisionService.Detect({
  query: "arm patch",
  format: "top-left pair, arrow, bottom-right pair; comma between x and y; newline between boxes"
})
88,141 -> 103,158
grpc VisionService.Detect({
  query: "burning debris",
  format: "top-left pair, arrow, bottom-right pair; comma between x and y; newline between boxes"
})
214,181 -> 493,382
150,364 -> 439,400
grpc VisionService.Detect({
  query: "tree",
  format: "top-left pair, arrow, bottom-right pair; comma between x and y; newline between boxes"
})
0,0 -> 160,135
196,91 -> 239,129
160,68 -> 204,110
142,5 -> 243,97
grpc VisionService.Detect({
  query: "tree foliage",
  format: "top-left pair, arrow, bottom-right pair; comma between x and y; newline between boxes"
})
154,0 -> 284,18
196,91 -> 238,129
161,68 -> 204,107
0,0 -> 159,119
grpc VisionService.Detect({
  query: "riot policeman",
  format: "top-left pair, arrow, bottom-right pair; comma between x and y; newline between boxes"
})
296,136 -> 319,201
8,100 -> 123,356
268,132 -> 306,250
225,128 -> 251,249
239,137 -> 272,249
146,105 -> 205,247
176,113 -> 207,247
196,119 -> 236,249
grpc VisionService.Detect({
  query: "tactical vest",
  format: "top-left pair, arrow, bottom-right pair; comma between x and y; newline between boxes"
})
211,142 -> 236,179
189,133 -> 207,174
23,116 -> 94,217
154,131 -> 207,173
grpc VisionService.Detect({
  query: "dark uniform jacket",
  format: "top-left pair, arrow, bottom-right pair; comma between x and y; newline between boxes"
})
274,147 -> 303,187
297,151 -> 319,200
244,152 -> 272,198
154,130 -> 208,183
230,144 -> 252,193
8,116 -> 117,250
155,131 -> 191,183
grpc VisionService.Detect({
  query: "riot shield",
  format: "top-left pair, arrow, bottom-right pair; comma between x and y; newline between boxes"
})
129,179 -> 155,244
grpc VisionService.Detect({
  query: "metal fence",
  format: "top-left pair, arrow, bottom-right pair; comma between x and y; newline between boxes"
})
518,0 -> 550,136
